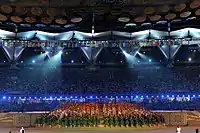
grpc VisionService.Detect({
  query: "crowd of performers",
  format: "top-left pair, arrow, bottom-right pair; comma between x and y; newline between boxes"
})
35,103 -> 165,128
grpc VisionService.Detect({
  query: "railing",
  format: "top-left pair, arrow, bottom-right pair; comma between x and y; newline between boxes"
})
0,39 -> 198,47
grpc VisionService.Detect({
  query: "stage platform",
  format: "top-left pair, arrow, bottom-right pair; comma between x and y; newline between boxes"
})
0,110 -> 199,128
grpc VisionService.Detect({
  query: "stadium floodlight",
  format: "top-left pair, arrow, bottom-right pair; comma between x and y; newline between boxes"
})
71,60 -> 74,63
188,57 -> 192,61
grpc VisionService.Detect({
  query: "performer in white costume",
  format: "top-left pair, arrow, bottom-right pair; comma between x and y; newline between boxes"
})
176,126 -> 181,133
20,127 -> 25,133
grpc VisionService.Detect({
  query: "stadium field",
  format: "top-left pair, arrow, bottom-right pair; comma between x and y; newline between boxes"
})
2,127 -> 198,133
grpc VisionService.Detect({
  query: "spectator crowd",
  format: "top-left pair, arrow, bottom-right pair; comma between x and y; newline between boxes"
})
0,66 -> 200,95
0,66 -> 198,112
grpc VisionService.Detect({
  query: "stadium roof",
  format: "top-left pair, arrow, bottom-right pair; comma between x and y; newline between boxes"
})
0,0 -> 199,32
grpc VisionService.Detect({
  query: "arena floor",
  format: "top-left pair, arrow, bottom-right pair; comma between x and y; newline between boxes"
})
1,127 -> 199,133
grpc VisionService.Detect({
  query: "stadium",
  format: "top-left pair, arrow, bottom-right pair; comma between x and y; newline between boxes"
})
0,0 -> 199,133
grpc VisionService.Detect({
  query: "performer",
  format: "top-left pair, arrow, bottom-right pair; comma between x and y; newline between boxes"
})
20,127 -> 25,133
176,126 -> 181,133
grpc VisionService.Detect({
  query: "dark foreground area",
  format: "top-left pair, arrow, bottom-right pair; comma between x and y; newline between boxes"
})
2,127 -> 199,133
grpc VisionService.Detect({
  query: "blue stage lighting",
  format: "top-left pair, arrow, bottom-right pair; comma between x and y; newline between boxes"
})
71,60 -> 74,63
59,51 -> 63,54
188,57 -> 192,62
32,60 -> 35,63
2,96 -> 6,100
136,96 -> 139,98
149,59 -> 152,62
21,61 -> 23,63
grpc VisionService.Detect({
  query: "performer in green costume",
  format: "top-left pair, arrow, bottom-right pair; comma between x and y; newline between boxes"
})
120,118 -> 124,127
109,117 -> 114,127
104,118 -> 109,127
130,117 -> 134,127
114,116 -> 119,127
125,119 -> 129,127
